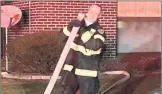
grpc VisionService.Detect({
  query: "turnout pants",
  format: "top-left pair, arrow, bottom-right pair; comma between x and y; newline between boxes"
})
62,71 -> 99,94
61,52 -> 100,94
60,49 -> 78,94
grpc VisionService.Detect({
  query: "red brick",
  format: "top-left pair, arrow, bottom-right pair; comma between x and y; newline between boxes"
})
36,27 -> 44,30
48,25 -> 56,27
44,11 -> 52,13
71,14 -> 77,16
108,25 -> 116,27
59,22 -> 66,24
56,19 -> 64,21
48,19 -> 56,21
109,32 -> 116,35
71,3 -> 78,6
104,16 -> 112,19
77,3 -> 86,6
48,2 -> 56,5
36,11 -> 44,13
37,22 -> 43,24
59,16 -> 67,19
108,19 -> 116,21
66,5 -> 74,8
108,14 -> 116,16
110,28 -> 116,30
48,13 -> 55,16
55,14 -> 63,16
67,11 -> 74,13
48,8 -> 56,10
30,25 -> 36,27
103,11 -> 111,14
62,2 -> 71,5
51,5 -> 59,8
67,5 -> 74,9
44,27 -> 52,30
103,28 -> 111,30
59,11 -> 67,13
44,5 -> 51,8
111,17 -> 117,19
59,5 -> 67,8
43,16 -> 52,19
52,22 -> 59,24
55,2 -> 63,5
56,25 -> 64,27
64,14 -> 70,16
38,19 -> 47,21
67,17 -> 75,19
44,22 -> 52,24
37,8 -> 48,10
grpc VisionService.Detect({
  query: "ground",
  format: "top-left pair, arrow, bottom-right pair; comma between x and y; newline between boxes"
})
2,52 -> 161,94
2,72 -> 161,94
2,78 -> 63,94
104,73 -> 161,94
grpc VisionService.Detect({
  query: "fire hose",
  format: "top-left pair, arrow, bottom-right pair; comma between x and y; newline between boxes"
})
99,70 -> 130,94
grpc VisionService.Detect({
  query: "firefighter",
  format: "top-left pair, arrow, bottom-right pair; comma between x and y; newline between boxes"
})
58,5 -> 106,94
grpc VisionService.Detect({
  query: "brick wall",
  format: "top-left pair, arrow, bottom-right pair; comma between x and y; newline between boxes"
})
2,1 -> 117,59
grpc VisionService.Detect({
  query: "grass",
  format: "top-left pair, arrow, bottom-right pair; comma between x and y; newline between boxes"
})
104,73 -> 161,94
2,73 -> 161,94
2,74 -> 121,94
2,78 -> 63,94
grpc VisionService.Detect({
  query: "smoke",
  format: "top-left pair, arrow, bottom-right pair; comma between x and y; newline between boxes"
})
118,21 -> 161,53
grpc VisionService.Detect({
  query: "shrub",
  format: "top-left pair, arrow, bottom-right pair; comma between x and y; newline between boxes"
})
7,31 -> 65,74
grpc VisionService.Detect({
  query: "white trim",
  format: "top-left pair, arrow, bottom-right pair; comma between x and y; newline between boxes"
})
1,72 -> 61,80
